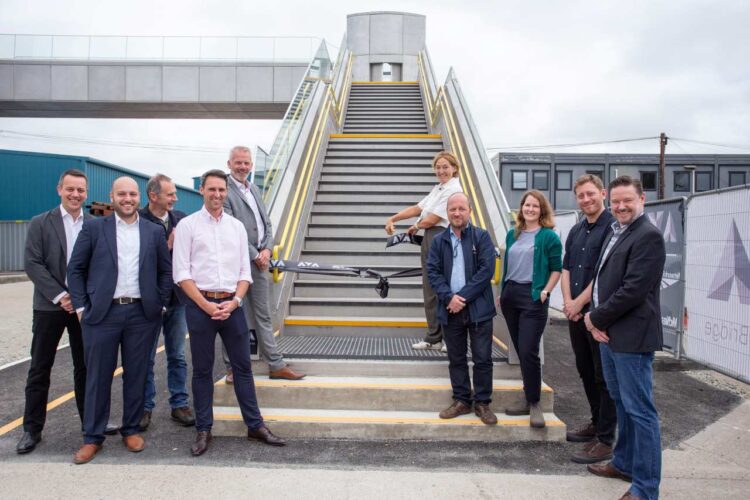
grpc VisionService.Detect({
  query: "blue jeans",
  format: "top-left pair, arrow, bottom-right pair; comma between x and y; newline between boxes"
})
144,305 -> 189,411
600,343 -> 661,500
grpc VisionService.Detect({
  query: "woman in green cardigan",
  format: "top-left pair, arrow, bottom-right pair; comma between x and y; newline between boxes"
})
499,190 -> 562,428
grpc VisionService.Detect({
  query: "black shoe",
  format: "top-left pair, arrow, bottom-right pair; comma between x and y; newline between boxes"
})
16,431 -> 41,454
191,431 -> 212,456
171,407 -> 196,427
104,422 -> 120,436
139,410 -> 152,432
247,426 -> 286,446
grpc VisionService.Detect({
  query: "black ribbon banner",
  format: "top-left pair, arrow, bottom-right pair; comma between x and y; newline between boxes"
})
385,232 -> 423,248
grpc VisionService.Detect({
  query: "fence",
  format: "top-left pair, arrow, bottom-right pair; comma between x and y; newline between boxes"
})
683,185 -> 750,382
549,210 -> 580,311
0,221 -> 29,272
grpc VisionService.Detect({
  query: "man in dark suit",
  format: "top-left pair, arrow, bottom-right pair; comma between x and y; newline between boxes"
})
67,176 -> 172,464
584,176 -> 665,500
17,169 -> 92,454
138,173 -> 194,431
221,146 -> 304,381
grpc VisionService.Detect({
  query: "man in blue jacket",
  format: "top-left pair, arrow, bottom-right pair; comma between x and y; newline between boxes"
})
427,192 -> 497,425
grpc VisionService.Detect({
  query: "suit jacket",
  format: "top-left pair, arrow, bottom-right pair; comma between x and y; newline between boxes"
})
589,214 -> 665,353
24,206 -> 94,311
138,206 -> 187,307
224,176 -> 273,261
67,214 -> 173,325
427,224 -> 497,325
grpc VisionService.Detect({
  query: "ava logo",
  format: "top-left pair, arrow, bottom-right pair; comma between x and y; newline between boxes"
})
707,220 -> 750,305
647,210 -> 679,243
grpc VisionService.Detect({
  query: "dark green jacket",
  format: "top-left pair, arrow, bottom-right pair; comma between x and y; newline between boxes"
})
501,227 -> 562,300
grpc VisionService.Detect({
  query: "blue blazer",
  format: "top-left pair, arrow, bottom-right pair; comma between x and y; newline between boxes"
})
426,224 -> 497,326
67,214 -> 173,325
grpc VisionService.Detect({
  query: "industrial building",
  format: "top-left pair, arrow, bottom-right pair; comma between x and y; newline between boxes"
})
492,152 -> 750,210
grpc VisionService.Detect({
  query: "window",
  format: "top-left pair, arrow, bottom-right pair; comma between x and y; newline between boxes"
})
729,171 -> 747,187
532,171 -> 549,190
586,170 -> 604,183
674,171 -> 691,192
695,172 -> 712,192
556,170 -> 572,191
511,170 -> 527,190
640,171 -> 657,191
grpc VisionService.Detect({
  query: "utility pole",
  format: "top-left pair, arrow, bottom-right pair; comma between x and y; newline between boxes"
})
658,132 -> 668,199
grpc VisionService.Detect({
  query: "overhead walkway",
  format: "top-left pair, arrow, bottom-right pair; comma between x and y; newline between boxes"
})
213,35 -> 565,442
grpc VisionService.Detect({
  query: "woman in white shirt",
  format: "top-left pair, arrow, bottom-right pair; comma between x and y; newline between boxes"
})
385,151 -> 464,351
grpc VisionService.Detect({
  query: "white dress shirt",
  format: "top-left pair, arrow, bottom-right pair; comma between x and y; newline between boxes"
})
172,206 -> 253,292
229,174 -> 265,247
113,213 -> 141,299
417,177 -> 462,228
53,204 -> 85,304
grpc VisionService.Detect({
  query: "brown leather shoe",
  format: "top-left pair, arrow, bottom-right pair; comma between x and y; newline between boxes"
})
73,443 -> 102,464
474,403 -> 498,425
191,431 -> 212,456
571,439 -> 613,464
439,400 -> 472,419
619,492 -> 641,499
269,366 -> 306,380
122,434 -> 145,452
247,425 -> 286,446
587,461 -> 632,482
566,422 -> 596,442
171,407 -> 196,427
225,369 -> 234,384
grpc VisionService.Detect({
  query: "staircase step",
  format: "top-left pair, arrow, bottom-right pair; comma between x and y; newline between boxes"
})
212,407 -> 566,442
309,213 -> 416,225
311,202 -> 414,213
304,236 -> 421,251
214,376 -> 554,412
321,166 -> 434,175
324,151 -> 435,159
317,183 -> 432,194
323,158 -> 434,165
294,265 -> 418,281
283,316 -> 427,336
307,224 -> 414,238
320,173 -> 435,183
293,279 -> 422,299
288,297 -> 424,317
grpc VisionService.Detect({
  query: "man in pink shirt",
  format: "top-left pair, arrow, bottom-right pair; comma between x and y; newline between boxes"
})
172,169 -> 285,456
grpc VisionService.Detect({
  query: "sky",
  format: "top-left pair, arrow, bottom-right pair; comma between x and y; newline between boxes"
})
0,0 -> 748,188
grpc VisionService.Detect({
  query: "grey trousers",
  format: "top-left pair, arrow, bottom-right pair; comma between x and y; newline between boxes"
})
222,260 -> 285,372
421,226 -> 444,344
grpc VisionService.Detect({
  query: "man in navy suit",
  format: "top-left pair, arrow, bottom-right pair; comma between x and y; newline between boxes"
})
67,176 -> 172,464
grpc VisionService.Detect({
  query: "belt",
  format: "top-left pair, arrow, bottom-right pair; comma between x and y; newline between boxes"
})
113,297 -> 141,304
199,290 -> 234,299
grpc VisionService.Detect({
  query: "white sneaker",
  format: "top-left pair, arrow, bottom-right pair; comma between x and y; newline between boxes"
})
412,341 -> 441,350
441,342 -> 448,353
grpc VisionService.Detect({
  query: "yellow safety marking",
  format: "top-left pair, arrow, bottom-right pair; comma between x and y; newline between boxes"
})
253,380 -> 553,392
284,318 -> 427,327
492,335 -> 509,351
351,81 -> 419,85
330,133 -> 442,139
215,413 -> 564,427
0,343 -> 168,437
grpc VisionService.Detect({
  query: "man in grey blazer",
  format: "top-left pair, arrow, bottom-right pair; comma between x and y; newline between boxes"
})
221,146 -> 304,381
18,169 -> 92,454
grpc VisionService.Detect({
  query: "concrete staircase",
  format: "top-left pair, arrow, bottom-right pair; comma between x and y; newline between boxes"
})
212,82 -> 565,442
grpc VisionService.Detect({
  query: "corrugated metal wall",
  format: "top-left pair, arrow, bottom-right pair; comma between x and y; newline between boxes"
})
0,149 -> 203,219
0,221 -> 30,272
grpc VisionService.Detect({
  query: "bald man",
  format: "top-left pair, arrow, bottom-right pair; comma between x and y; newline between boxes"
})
68,177 -> 172,464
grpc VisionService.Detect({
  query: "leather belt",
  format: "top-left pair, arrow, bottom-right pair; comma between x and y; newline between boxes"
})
199,290 -> 234,300
113,297 -> 141,304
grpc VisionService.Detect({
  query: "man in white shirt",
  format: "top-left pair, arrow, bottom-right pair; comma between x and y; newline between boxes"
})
18,169 -> 92,454
221,146 -> 304,381
67,177 -> 173,464
172,169 -> 286,457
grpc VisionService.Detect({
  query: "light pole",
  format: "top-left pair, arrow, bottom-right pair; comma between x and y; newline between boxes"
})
684,164 -> 696,196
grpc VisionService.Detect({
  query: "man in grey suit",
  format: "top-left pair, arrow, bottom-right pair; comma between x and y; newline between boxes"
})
18,169 -> 92,454
221,146 -> 305,381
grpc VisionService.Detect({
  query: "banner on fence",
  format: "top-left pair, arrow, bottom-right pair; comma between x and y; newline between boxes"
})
684,186 -> 750,383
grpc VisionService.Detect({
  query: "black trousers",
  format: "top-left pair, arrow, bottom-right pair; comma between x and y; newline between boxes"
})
500,281 -> 547,404
443,310 -> 494,405
23,310 -> 86,433
569,317 -> 617,445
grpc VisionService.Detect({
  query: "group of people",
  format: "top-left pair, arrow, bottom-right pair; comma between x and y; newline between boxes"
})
385,153 -> 665,500
17,146 -> 305,464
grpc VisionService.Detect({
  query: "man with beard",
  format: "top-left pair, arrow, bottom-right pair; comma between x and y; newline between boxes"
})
561,174 -> 617,464
426,192 -> 497,425
584,176 -> 665,500
68,177 -> 172,464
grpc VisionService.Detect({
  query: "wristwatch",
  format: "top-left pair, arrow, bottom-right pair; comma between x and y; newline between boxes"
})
541,290 -> 549,298
234,296 -> 244,307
